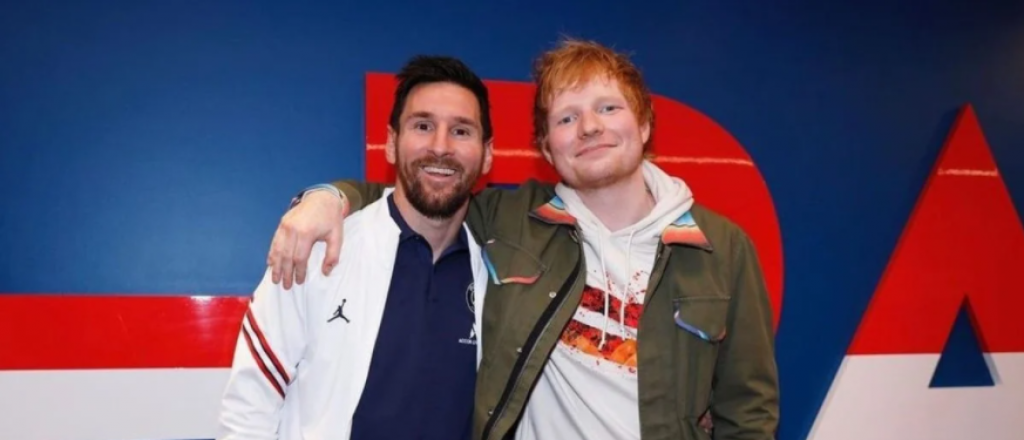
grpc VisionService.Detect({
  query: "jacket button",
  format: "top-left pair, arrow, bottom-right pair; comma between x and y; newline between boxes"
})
516,347 -> 522,353
548,291 -> 556,298
488,409 -> 494,416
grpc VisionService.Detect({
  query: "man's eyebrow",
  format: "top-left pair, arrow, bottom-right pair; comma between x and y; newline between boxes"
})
452,116 -> 481,128
404,111 -> 435,120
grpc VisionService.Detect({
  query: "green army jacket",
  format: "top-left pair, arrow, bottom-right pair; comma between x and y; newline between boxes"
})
334,179 -> 779,440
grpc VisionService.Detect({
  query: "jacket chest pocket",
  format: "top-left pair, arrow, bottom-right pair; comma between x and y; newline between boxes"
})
673,295 -> 730,417
481,237 -> 548,287
673,296 -> 730,344
479,237 -> 551,360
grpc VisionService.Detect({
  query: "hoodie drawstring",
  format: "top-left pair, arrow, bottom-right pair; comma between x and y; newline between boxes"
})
598,235 -> 610,350
622,230 -> 635,334
598,229 -> 637,350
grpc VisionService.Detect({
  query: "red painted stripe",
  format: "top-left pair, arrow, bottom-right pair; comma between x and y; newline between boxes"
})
245,307 -> 291,385
0,294 -> 249,370
242,322 -> 285,398
578,286 -> 643,329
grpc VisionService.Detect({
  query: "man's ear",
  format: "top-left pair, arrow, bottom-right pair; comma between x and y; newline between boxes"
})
386,126 -> 398,165
540,139 -> 553,165
640,120 -> 651,145
481,139 -> 494,175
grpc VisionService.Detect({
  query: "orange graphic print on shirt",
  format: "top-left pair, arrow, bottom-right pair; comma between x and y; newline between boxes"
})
559,283 -> 645,371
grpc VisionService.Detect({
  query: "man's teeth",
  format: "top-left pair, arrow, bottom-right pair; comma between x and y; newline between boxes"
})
423,166 -> 455,176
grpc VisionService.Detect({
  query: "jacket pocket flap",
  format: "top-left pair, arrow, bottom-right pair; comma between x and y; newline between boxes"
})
482,238 -> 547,286
672,297 -> 730,343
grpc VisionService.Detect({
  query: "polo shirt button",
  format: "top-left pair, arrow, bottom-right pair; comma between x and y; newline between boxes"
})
548,291 -> 556,298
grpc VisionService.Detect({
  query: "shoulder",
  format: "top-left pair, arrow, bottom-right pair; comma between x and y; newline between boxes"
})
300,197 -> 400,298
304,195 -> 396,278
343,190 -> 395,234
690,204 -> 743,236
471,179 -> 557,212
688,203 -> 756,257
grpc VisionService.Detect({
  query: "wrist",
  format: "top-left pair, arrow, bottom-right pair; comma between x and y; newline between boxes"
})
289,184 -> 345,210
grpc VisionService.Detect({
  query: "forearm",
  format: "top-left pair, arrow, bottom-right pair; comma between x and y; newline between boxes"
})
331,180 -> 390,213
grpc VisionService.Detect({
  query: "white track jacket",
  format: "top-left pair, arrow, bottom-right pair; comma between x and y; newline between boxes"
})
216,189 -> 489,440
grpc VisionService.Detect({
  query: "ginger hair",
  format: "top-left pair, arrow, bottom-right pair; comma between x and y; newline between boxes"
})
531,38 -> 654,151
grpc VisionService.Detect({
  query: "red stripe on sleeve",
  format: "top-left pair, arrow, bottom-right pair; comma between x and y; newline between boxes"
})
244,308 -> 292,385
242,324 -> 285,398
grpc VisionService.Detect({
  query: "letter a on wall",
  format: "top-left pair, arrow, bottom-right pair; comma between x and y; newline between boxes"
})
809,104 -> 1024,440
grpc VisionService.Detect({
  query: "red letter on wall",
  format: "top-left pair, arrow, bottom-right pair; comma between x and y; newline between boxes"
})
809,104 -> 1024,440
849,104 -> 1024,355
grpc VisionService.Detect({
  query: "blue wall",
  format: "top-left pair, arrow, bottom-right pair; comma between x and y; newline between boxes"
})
2,1 -> 1023,439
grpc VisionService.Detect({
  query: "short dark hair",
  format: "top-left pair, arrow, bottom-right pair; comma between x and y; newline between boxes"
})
389,55 -> 493,143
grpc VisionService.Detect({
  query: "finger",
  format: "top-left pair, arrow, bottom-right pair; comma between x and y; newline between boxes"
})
698,411 -> 713,432
279,235 -> 296,290
293,233 -> 314,286
294,261 -> 307,287
322,223 -> 343,276
269,227 -> 292,284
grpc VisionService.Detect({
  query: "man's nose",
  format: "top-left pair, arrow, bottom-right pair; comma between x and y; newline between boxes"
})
578,111 -> 604,139
428,128 -> 455,155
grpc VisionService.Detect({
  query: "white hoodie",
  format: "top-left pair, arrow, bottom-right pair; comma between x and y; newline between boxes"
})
516,160 -> 694,440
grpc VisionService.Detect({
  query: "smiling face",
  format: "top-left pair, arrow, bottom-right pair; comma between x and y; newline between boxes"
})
388,81 -> 493,220
542,76 -> 650,190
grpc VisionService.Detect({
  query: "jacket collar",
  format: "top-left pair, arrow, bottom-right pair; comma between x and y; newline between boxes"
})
527,195 -> 577,226
528,195 -> 713,251
662,211 -> 713,251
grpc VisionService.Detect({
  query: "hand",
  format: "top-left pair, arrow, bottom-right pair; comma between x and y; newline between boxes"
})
698,408 -> 714,434
267,190 -> 348,289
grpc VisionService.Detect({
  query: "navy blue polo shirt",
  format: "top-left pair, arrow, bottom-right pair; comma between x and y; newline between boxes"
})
350,194 -> 477,440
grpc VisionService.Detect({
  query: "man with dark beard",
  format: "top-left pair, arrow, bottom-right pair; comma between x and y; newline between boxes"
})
216,55 -> 494,440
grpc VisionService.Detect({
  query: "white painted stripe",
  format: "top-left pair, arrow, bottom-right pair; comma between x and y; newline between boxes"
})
0,368 -> 230,440
937,168 -> 1000,177
365,143 -> 754,166
808,353 -> 1024,440
572,307 -> 637,341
